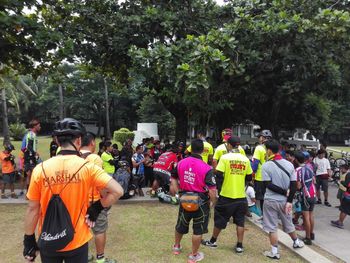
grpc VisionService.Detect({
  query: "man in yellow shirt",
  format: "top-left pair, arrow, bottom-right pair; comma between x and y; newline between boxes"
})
80,132 -> 116,263
185,131 -> 214,164
23,118 -> 123,263
251,130 -> 272,211
202,136 -> 253,253
101,142 -> 117,176
213,128 -> 246,170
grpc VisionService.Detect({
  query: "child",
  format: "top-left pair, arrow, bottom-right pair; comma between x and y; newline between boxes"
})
246,182 -> 262,217
0,144 -> 18,199
132,145 -> 145,196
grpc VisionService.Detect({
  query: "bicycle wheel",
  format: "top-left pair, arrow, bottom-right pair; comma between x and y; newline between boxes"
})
329,158 -> 336,168
335,158 -> 347,168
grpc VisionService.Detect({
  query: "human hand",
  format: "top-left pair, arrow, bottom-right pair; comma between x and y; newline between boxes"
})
85,215 -> 96,228
23,234 -> 39,262
285,202 -> 292,215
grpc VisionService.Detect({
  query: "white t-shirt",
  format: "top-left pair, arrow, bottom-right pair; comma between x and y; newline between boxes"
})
314,157 -> 330,176
246,186 -> 256,207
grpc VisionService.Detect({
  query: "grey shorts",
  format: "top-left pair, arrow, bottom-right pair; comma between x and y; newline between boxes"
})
92,208 -> 109,235
263,199 -> 295,233
315,177 -> 328,192
3,172 -> 16,184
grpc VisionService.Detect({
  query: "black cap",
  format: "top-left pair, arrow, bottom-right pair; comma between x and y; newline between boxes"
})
227,136 -> 240,147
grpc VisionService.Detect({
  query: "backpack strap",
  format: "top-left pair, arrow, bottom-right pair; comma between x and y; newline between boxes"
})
271,160 -> 291,178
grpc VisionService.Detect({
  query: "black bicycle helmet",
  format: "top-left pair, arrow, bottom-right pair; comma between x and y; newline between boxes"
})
53,118 -> 86,137
4,143 -> 15,151
258,129 -> 272,139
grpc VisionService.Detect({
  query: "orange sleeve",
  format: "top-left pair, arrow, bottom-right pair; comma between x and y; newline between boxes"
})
26,166 -> 42,201
90,164 -> 112,192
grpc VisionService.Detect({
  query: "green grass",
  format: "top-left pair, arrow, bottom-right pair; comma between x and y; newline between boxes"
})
0,203 -> 306,263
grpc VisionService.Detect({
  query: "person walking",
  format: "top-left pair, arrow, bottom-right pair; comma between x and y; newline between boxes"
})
22,118 -> 123,263
202,136 -> 253,253
331,164 -> 350,229
170,139 -> 217,263
262,140 -> 304,260
80,132 -> 116,263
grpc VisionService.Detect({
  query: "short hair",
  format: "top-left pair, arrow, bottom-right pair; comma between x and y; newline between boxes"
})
191,139 -> 204,154
136,145 -> 142,151
265,140 -> 280,154
294,151 -> 305,164
104,141 -> 112,148
317,149 -> 326,155
227,136 -> 240,148
285,150 -> 295,157
81,132 -> 96,147
28,119 -> 40,128
56,134 -> 79,147
112,143 -> 118,150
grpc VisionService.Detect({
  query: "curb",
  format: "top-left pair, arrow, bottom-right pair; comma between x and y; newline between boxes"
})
247,215 -> 333,263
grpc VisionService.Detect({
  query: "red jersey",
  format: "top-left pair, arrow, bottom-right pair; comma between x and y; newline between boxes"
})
153,152 -> 178,175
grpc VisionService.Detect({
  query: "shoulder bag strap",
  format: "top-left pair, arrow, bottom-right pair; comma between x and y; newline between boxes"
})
271,160 -> 291,178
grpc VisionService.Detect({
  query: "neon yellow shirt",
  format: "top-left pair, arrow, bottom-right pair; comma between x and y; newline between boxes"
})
213,143 -> 246,162
101,151 -> 115,174
216,152 -> 253,199
252,144 -> 266,181
186,141 -> 214,164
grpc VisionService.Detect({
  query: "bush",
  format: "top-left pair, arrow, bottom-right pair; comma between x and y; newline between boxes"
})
9,123 -> 27,141
113,128 -> 135,144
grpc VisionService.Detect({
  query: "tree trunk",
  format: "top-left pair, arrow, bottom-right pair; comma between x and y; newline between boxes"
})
58,84 -> 64,119
174,113 -> 188,143
1,88 -> 10,145
103,78 -> 111,139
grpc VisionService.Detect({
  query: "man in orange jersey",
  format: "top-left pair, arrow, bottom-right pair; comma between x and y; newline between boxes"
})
23,118 -> 123,263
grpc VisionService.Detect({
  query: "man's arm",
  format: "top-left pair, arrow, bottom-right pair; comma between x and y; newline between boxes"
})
208,188 -> 217,206
99,179 -> 124,208
24,200 -> 40,235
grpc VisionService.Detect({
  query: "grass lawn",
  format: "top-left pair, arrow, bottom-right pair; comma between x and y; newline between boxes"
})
1,203 -> 305,263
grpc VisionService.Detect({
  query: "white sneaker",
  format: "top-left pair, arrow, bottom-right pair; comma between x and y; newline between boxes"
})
293,239 -> 305,249
263,250 -> 280,260
188,252 -> 204,263
235,246 -> 244,253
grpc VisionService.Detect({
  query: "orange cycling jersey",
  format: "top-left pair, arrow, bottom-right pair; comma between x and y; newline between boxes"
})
27,154 -> 112,252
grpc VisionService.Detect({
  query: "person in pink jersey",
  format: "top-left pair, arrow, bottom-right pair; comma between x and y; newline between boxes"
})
170,139 -> 217,263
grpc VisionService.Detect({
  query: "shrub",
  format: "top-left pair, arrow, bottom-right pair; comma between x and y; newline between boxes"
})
113,128 -> 135,144
9,123 -> 27,141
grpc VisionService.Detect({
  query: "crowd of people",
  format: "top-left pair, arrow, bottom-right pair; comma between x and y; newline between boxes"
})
0,118 -> 350,263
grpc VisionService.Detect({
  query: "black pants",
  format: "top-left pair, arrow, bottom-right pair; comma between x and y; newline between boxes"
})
40,242 -> 88,263
144,167 -> 154,187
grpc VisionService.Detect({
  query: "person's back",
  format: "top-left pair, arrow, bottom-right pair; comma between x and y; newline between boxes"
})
153,151 -> 177,174
263,158 -> 295,202
28,155 -> 110,251
218,152 -> 252,199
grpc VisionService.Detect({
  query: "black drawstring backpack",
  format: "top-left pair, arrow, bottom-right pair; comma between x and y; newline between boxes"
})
37,162 -> 88,252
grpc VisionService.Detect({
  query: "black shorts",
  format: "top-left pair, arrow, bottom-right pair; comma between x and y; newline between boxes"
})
301,197 -> 315,212
175,201 -> 210,235
214,196 -> 247,229
40,242 -> 88,263
153,170 -> 170,187
254,180 -> 266,200
340,198 -> 350,216
316,177 -> 328,192
24,163 -> 36,173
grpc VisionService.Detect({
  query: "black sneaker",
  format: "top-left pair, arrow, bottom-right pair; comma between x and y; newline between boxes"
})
303,238 -> 312,245
201,239 -> 217,248
310,233 -> 315,240
324,201 -> 331,207
316,200 -> 322,204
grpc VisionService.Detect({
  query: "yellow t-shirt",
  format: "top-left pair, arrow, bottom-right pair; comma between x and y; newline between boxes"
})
252,144 -> 266,181
101,151 -> 115,174
27,155 -> 112,252
186,141 -> 214,164
216,152 -> 253,199
213,143 -> 246,162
